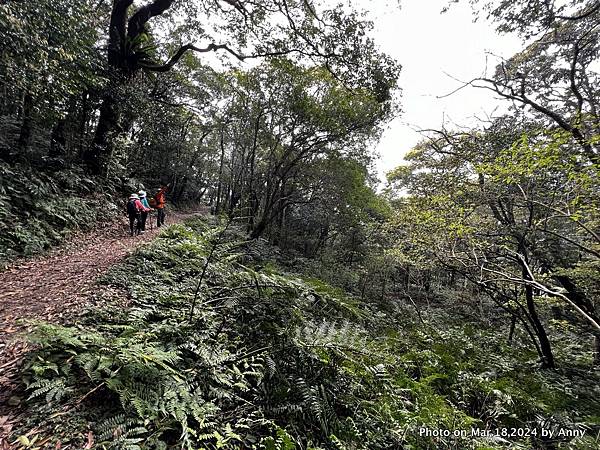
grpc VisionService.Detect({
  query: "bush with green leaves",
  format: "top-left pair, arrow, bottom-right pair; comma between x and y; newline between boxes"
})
0,162 -> 117,267
16,219 -> 600,449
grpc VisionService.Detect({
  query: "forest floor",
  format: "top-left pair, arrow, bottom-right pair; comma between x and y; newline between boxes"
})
0,208 -> 207,443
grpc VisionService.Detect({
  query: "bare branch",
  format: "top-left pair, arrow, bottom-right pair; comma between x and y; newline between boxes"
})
569,42 -> 585,119
556,1 -> 600,21
475,76 -> 597,162
140,40 -> 325,73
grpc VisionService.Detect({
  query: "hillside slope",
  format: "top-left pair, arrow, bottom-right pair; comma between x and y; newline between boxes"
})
2,218 -> 599,449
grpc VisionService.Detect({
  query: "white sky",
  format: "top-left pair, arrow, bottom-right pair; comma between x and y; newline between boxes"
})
362,0 -> 522,181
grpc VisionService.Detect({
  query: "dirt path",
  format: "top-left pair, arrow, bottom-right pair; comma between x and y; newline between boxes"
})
0,210 -> 203,336
0,209 -> 205,424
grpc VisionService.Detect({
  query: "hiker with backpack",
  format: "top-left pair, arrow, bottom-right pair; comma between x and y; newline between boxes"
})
127,194 -> 150,236
154,185 -> 168,227
138,190 -> 152,232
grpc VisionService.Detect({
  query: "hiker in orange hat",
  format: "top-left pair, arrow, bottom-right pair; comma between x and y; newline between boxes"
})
155,185 -> 168,227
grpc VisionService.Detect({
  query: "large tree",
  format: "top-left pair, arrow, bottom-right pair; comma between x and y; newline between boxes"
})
455,0 -> 600,162
204,59 -> 396,239
82,0 -> 399,176
388,116 -> 600,368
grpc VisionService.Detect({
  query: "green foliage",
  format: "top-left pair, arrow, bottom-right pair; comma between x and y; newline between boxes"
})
386,115 -> 600,371
0,0 -> 104,104
0,162 -> 112,267
15,220 -> 600,449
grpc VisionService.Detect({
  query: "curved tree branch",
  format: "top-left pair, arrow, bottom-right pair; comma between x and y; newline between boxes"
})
139,42 -> 313,72
556,1 -> 600,21
127,0 -> 176,39
475,76 -> 597,162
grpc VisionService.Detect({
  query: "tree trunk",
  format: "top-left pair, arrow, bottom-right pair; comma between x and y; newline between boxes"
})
86,0 -> 177,175
175,175 -> 188,203
250,217 -> 268,239
49,120 -> 67,158
215,128 -> 226,215
273,179 -> 287,246
84,91 -> 119,175
77,91 -> 91,155
312,223 -> 330,257
17,93 -> 33,154
249,177 -> 285,240
594,334 -> 600,366
423,270 -> 431,293
555,275 -> 597,315
246,114 -> 261,231
84,0 -> 131,175
525,282 -> 555,368
507,315 -> 517,345
516,239 -> 555,368
348,232 -> 356,265
250,199 -> 282,240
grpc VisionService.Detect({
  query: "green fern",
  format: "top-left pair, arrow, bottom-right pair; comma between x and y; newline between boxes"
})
17,219 -> 595,449
27,378 -> 70,403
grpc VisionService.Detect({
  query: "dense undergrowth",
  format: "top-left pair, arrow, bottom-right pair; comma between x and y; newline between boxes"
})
13,218 -> 600,449
0,162 -> 117,268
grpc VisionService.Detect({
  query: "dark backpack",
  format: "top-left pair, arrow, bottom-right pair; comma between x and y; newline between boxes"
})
127,198 -> 139,216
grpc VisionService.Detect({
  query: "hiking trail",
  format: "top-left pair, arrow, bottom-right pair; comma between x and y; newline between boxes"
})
0,209 -> 206,427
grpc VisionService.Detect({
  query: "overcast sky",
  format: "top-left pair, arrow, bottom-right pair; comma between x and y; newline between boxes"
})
361,0 -> 522,181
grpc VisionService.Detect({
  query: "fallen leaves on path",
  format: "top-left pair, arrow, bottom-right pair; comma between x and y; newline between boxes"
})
0,209 -> 205,445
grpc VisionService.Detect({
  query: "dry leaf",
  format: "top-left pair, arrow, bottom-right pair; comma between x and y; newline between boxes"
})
83,431 -> 94,449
